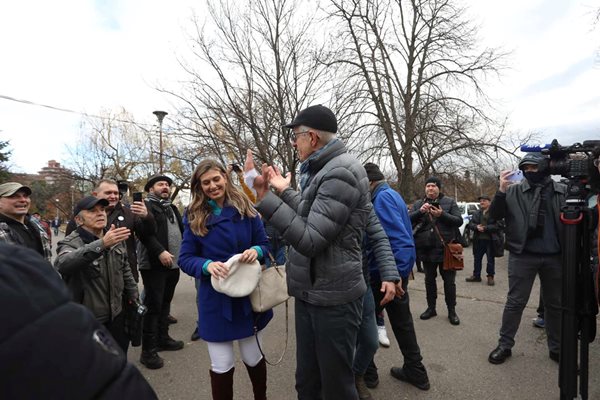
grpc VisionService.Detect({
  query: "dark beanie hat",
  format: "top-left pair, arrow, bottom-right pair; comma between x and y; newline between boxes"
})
425,176 -> 442,189
364,163 -> 385,182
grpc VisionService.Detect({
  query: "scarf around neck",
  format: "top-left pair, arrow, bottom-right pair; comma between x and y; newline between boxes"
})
147,192 -> 175,222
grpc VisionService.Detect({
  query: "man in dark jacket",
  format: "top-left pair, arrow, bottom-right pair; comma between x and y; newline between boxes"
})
0,243 -> 157,400
0,182 -> 52,261
362,163 -> 430,393
137,174 -> 184,370
487,153 -> 566,364
465,195 -> 503,286
410,177 -> 463,326
256,105 -> 370,400
56,196 -> 138,353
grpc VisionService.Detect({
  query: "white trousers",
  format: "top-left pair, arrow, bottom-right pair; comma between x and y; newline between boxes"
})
207,330 -> 264,373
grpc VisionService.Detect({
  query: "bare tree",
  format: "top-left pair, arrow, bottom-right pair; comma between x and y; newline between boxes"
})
327,0 -> 514,197
161,0 -> 356,186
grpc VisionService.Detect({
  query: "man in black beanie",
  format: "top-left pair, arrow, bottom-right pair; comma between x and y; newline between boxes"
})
410,177 -> 463,325
362,163 -> 430,391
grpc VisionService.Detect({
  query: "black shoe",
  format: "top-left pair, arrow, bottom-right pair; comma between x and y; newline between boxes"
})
465,276 -> 482,282
364,372 -> 379,389
166,314 -> 177,324
448,309 -> 460,326
157,336 -> 184,351
390,367 -> 430,391
191,327 -> 200,341
420,308 -> 437,320
549,351 -> 559,363
140,350 -> 164,369
488,346 -> 512,364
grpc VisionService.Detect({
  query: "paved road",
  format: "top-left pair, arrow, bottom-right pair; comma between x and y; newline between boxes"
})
116,250 -> 600,399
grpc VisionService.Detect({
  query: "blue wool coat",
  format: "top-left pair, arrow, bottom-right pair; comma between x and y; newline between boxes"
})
178,206 -> 272,342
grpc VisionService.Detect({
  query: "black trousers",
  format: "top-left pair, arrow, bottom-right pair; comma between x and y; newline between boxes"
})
423,261 -> 456,308
140,268 -> 180,350
104,312 -> 129,353
366,279 -> 426,381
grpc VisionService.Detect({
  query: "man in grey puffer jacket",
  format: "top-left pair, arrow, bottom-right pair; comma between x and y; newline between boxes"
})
256,105 -> 371,400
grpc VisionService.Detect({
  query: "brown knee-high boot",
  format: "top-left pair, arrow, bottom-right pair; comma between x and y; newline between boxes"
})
244,358 -> 267,400
209,368 -> 234,400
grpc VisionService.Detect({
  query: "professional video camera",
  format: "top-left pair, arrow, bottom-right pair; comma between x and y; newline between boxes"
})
520,139 -> 600,400
522,139 -> 600,179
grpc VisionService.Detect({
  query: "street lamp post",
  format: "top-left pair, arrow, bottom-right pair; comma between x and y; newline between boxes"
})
153,110 -> 168,174
55,199 -> 59,220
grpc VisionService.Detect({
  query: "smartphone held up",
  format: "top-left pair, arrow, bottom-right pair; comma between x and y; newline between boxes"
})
506,170 -> 523,183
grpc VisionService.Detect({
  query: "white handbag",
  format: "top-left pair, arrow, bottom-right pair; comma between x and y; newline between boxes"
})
249,261 -> 289,313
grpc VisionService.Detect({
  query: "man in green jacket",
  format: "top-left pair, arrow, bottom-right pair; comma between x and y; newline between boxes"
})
56,196 -> 138,353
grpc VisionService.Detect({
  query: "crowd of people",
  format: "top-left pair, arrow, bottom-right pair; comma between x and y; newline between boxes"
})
1,104 -> 599,400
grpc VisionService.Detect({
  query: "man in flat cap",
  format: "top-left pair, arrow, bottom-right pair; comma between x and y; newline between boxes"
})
0,182 -> 51,261
55,196 -> 138,353
488,153 -> 565,365
410,177 -> 463,326
255,105 -> 372,399
465,195 -> 504,286
137,174 -> 184,370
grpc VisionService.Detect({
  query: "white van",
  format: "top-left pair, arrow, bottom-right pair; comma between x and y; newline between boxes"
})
457,202 -> 480,247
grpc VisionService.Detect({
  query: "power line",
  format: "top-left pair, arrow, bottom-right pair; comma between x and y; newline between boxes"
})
0,93 -> 155,129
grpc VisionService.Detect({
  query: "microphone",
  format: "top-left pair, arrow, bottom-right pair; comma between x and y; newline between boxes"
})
520,144 -> 551,152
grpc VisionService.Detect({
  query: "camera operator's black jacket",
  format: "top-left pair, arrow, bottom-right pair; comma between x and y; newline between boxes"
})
410,194 -> 463,263
489,179 -> 566,254
0,244 -> 157,400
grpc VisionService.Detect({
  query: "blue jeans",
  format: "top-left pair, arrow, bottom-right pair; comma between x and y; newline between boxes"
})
472,239 -> 495,278
295,297 -> 363,400
353,286 -> 378,375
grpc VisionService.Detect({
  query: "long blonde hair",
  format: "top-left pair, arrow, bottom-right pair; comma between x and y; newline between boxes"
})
187,159 -> 257,236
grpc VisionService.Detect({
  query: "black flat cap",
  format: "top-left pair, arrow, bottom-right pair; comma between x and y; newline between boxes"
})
283,105 -> 337,133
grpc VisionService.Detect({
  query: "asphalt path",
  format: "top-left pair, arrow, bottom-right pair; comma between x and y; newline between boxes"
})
119,248 -> 600,400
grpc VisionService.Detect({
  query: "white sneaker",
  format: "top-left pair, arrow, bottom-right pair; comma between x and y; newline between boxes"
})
378,325 -> 390,348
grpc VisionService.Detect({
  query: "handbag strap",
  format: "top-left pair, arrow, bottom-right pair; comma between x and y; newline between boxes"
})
253,300 -> 289,366
428,213 -> 446,246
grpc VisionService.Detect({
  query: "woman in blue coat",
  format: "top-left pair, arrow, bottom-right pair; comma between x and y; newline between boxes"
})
179,159 -> 271,400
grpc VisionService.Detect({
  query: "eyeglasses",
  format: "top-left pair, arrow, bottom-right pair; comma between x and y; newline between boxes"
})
289,130 -> 310,144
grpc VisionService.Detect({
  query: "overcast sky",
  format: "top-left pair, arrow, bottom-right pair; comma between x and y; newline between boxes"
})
1,0 -> 599,174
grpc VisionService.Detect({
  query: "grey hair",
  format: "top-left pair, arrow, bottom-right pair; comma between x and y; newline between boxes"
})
297,125 -> 336,145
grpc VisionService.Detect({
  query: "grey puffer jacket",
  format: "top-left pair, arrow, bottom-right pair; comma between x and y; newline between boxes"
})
257,140 -> 369,306
55,228 -> 138,323
489,179 -> 566,254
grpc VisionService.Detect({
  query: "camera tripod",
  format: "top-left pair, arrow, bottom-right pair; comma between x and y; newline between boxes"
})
559,177 -> 598,400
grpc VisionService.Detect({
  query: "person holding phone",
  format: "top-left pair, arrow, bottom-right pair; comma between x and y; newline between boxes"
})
410,177 -> 463,326
65,180 -> 154,284
487,152 -> 566,365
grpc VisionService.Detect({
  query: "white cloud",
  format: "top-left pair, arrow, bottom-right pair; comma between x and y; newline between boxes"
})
1,0 -> 599,173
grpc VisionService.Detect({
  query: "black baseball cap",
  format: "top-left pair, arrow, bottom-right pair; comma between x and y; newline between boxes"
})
478,195 -> 491,201
283,105 -> 338,133
74,196 -> 109,216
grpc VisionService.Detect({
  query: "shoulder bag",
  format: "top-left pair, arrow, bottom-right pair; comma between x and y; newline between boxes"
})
430,215 -> 464,271
251,254 -> 290,365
